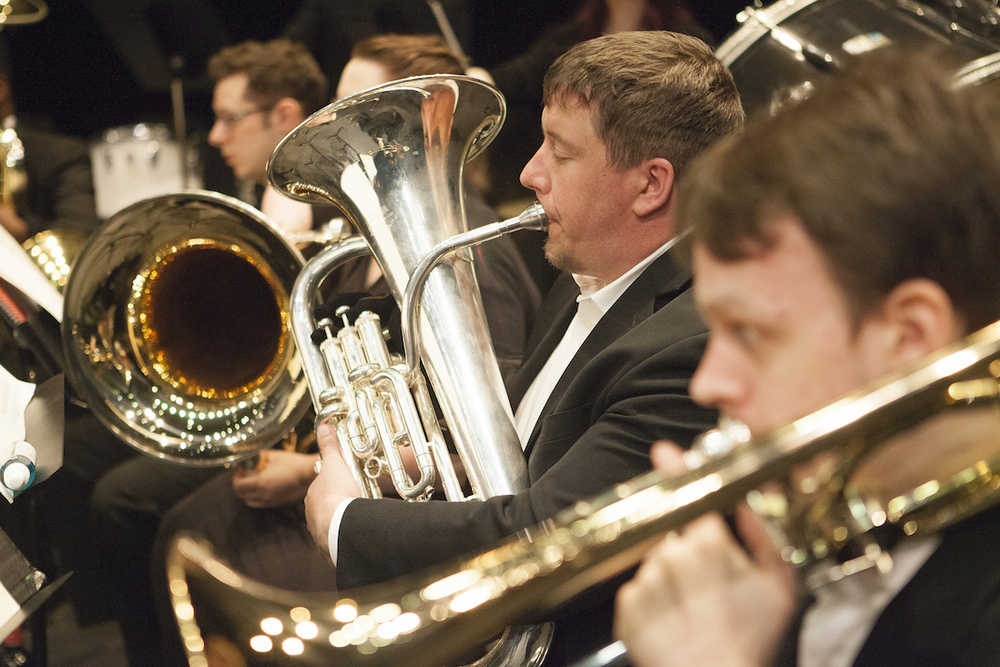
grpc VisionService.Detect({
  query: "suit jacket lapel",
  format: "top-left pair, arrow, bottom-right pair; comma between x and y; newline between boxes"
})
506,274 -> 580,409
522,251 -> 692,458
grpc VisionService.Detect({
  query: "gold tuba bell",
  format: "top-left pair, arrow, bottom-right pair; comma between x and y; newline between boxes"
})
168,315 -> 1000,665
61,191 -> 310,465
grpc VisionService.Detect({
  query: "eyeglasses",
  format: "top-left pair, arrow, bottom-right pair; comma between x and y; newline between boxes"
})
213,107 -> 267,128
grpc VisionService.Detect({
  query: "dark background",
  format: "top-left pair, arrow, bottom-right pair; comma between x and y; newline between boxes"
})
6,1 -> 745,140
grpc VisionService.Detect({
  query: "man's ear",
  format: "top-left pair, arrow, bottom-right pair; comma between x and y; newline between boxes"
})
272,97 -> 304,131
632,157 -> 674,218
875,278 -> 963,367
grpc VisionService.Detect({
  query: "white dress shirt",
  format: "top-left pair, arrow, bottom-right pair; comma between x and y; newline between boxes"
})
799,536 -> 940,667
328,239 -> 679,564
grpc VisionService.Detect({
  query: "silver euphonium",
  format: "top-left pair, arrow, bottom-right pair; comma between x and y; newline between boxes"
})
267,74 -> 550,660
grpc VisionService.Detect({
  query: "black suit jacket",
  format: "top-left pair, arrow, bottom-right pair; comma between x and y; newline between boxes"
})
16,123 -> 101,237
336,249 -> 715,588
775,504 -> 1000,666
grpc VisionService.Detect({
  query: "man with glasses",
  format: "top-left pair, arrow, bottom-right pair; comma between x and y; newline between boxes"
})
206,39 -> 328,236
207,38 -> 327,188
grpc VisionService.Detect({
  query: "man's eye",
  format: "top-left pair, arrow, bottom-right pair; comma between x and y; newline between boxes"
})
732,324 -> 760,347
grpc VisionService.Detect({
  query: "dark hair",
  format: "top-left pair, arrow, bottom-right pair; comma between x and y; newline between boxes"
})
678,48 -> 1000,331
350,34 -> 462,78
542,30 -> 744,175
208,39 -> 328,115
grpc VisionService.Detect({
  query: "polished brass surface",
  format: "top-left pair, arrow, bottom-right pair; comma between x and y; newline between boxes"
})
21,228 -> 87,292
125,237 -> 290,401
61,191 -> 309,465
169,320 -> 1000,665
0,126 -> 26,205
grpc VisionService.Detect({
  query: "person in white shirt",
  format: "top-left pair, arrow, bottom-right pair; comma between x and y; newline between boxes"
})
614,48 -> 1000,667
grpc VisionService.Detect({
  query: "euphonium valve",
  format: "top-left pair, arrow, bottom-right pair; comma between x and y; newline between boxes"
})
313,306 -> 461,501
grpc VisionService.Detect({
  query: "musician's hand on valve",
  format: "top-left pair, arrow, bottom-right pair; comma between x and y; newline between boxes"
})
232,450 -> 320,508
613,441 -> 798,667
305,422 -> 362,560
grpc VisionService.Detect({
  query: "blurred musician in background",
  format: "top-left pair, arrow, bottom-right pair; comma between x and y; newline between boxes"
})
614,50 -> 1000,667
303,30 -> 743,664
0,52 -> 99,243
205,38 -> 328,236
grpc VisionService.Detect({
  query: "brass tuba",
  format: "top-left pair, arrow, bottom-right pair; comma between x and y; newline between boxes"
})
168,318 -> 1000,665
61,191 -> 310,465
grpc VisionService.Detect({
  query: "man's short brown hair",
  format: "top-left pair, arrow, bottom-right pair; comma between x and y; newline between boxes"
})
679,48 -> 1000,332
542,30 -> 745,175
208,39 -> 328,115
350,34 -> 463,79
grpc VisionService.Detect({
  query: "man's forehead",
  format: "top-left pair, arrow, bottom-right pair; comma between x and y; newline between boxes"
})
214,73 -> 251,105
541,99 -> 597,143
692,219 -> 823,315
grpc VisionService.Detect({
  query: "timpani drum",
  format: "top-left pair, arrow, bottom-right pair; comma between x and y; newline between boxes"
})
716,0 -> 1000,116
90,123 -> 202,219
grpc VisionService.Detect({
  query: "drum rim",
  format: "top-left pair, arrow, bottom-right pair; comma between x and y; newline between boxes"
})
715,0 -> 825,65
96,122 -> 173,145
954,51 -> 1000,86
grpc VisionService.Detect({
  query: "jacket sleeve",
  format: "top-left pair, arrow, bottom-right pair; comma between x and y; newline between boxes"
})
22,128 -> 100,237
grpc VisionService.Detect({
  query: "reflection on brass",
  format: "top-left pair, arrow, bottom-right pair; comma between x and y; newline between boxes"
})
169,319 -> 1000,665
22,228 -> 87,292
125,238 -> 290,400
61,191 -> 309,466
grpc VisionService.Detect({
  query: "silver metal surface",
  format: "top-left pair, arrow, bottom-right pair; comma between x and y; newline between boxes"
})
61,191 -> 309,465
716,0 -> 822,65
400,202 -> 546,373
273,74 -> 528,499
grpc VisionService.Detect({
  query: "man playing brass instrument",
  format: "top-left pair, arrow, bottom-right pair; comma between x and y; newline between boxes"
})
615,51 -> 1000,666
304,30 -> 743,664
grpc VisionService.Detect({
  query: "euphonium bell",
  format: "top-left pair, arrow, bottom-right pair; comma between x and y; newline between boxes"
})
169,320 -> 1000,665
61,191 -> 310,465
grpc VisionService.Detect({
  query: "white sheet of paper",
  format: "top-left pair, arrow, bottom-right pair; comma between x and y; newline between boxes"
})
0,583 -> 19,634
0,225 -> 63,323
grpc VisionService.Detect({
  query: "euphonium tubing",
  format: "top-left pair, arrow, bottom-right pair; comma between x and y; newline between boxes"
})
169,320 -> 1000,665
61,191 -> 310,465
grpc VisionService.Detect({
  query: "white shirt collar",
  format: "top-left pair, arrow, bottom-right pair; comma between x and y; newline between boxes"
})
571,234 -> 682,314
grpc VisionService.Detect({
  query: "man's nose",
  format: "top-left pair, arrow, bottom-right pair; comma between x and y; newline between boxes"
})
208,121 -> 226,146
689,342 -> 745,412
519,148 -> 547,193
